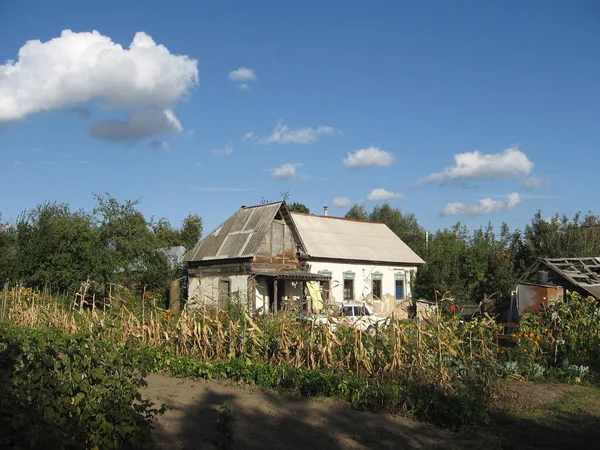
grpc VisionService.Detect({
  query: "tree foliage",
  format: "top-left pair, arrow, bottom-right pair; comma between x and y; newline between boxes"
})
0,194 -> 203,296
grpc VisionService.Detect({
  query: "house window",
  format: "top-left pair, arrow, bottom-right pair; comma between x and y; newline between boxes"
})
395,280 -> 404,299
372,271 -> 383,299
344,279 -> 354,301
372,279 -> 382,299
318,270 -> 332,301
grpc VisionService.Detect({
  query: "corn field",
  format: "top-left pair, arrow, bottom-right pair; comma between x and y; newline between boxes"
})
1,286 -> 501,393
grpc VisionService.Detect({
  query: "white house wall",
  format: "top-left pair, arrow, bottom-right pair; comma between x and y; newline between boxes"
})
307,261 -> 417,307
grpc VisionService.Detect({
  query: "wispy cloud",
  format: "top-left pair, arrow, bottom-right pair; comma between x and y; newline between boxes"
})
269,163 -> 304,179
519,176 -> 547,190
332,197 -> 350,207
212,145 -> 233,156
422,147 -> 534,185
228,67 -> 257,82
237,83 -> 250,90
190,187 -> 257,192
149,140 -> 170,151
259,121 -> 340,145
367,188 -> 405,201
441,192 -> 522,216
343,146 -> 395,168
243,131 -> 255,141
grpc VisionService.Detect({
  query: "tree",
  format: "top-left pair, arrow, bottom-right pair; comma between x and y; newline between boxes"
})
344,204 -> 369,221
93,194 -> 156,286
15,202 -> 97,290
0,215 -> 17,284
287,202 -> 310,214
152,217 -> 180,248
180,214 -> 203,249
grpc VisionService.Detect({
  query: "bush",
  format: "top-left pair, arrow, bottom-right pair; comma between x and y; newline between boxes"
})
0,325 -> 163,449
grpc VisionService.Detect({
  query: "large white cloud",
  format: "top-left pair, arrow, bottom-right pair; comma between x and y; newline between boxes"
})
259,121 -> 339,144
367,188 -> 405,201
343,146 -> 395,167
441,193 -> 522,216
422,147 -> 534,184
0,29 -> 198,142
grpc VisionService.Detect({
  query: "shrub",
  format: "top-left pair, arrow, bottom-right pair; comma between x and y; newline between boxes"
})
0,325 -> 163,449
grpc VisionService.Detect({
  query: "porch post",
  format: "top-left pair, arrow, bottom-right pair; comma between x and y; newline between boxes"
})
273,278 -> 278,314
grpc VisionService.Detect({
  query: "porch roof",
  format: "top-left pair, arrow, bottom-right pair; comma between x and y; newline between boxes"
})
252,270 -> 331,281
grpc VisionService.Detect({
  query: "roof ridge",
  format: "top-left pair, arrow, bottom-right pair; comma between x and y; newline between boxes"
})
290,212 -> 385,225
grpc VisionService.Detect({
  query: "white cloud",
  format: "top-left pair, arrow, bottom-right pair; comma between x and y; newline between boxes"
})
441,192 -> 522,216
212,145 -> 233,155
228,67 -> 256,82
270,163 -> 302,179
367,188 -> 405,201
260,121 -> 339,145
519,176 -> 546,190
0,29 -> 198,142
343,146 -> 395,167
423,147 -> 534,184
332,197 -> 350,207
149,140 -> 169,151
243,131 -> 255,140
237,83 -> 250,90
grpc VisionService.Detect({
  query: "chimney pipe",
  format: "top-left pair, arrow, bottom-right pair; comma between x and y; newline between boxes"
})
323,206 -> 328,216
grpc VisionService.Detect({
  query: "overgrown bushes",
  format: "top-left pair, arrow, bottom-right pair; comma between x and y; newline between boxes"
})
499,292 -> 600,382
0,325 -> 163,450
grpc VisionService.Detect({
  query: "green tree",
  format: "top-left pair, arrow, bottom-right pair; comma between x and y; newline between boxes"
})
344,204 -> 369,221
287,202 -> 310,214
93,194 -> 156,286
0,215 -> 17,284
179,214 -> 203,249
15,202 -> 97,290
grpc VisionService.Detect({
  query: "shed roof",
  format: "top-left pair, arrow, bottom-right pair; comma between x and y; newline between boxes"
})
524,257 -> 600,300
290,213 -> 425,265
184,202 -> 283,262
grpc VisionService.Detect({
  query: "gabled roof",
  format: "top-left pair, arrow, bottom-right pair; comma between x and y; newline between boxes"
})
184,202 -> 284,262
523,257 -> 600,300
290,213 -> 425,265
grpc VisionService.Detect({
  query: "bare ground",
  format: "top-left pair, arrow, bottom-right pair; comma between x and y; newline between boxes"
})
141,374 -> 600,450
142,373 -> 458,450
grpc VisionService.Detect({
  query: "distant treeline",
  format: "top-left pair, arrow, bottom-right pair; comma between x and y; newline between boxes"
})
344,203 -> 600,304
0,193 -> 202,294
2,197 -> 599,304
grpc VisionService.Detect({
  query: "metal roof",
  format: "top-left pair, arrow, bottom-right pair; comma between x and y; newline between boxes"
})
184,202 -> 283,262
523,257 -> 600,300
290,213 -> 425,265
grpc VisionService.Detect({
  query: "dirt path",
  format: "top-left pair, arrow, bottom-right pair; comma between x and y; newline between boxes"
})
142,373 -> 458,450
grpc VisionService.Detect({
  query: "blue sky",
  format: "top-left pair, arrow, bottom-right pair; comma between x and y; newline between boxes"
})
1,0 -> 599,236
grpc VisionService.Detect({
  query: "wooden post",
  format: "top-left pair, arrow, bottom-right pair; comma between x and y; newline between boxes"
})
305,282 -> 312,313
169,280 -> 181,313
273,278 -> 278,314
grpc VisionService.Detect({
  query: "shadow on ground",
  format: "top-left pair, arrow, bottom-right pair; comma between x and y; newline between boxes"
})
143,374 -> 600,450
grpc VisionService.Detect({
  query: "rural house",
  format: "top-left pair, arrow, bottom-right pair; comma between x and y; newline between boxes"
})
184,202 -> 424,314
